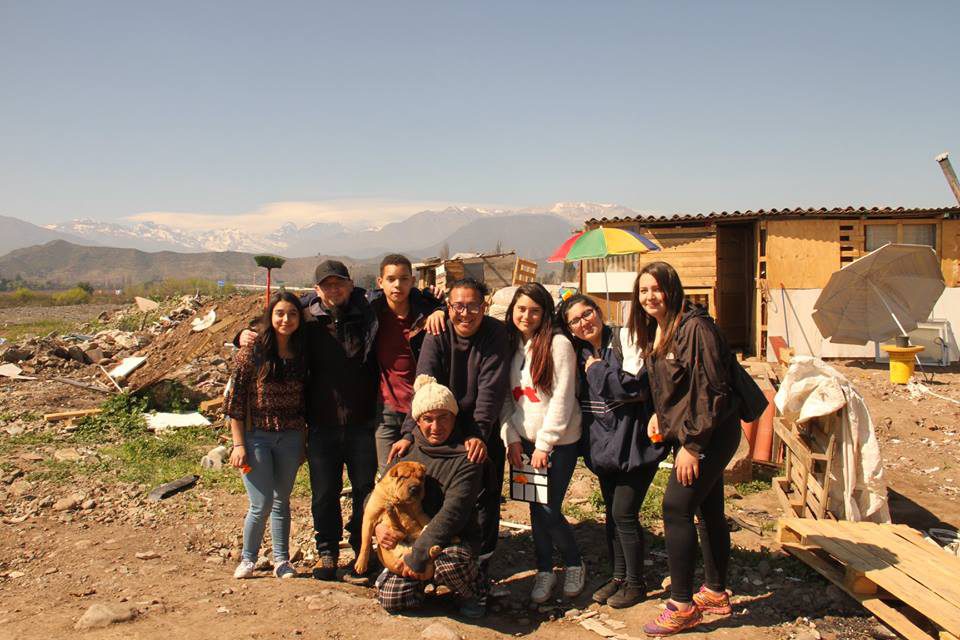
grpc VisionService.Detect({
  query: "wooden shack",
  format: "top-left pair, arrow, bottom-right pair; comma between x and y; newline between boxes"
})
414,251 -> 538,292
582,206 -> 960,360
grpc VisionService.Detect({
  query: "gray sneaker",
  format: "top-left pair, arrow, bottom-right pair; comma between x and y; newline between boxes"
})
563,561 -> 586,598
273,561 -> 296,579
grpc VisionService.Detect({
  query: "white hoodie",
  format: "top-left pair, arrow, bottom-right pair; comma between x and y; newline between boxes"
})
500,333 -> 582,453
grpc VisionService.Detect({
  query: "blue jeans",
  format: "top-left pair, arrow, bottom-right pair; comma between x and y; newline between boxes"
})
241,429 -> 305,563
520,439 -> 582,571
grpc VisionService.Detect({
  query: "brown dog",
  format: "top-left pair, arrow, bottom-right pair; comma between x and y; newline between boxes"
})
354,460 -> 441,579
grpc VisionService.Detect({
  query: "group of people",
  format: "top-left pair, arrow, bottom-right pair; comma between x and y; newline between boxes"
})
222,253 -> 750,636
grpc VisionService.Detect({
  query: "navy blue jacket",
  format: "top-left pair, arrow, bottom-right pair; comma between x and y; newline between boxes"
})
574,325 -> 667,475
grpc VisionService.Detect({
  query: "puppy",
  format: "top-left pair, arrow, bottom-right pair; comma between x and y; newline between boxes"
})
354,460 -> 441,579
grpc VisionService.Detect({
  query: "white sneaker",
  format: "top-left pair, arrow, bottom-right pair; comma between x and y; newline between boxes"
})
233,559 -> 255,579
562,561 -> 586,598
273,561 -> 296,579
530,571 -> 557,604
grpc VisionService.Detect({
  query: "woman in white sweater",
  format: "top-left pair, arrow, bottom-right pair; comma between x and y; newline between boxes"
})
501,283 -> 584,604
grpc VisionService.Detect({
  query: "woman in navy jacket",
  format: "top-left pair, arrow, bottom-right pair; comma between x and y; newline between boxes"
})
558,294 -> 665,609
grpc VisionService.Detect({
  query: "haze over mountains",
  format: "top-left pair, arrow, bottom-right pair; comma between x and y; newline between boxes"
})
0,202 -> 640,286
29,202 -> 637,258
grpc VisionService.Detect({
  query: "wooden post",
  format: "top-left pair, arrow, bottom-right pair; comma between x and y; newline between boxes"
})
936,152 -> 960,206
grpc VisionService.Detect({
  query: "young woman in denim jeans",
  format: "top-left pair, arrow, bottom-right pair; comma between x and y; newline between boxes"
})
224,291 -> 307,580
500,283 -> 584,603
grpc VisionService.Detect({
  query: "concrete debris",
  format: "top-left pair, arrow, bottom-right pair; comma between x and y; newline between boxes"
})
135,296 -> 161,312
109,356 -> 147,382
580,617 -> 618,637
200,445 -> 229,470
0,363 -> 35,380
421,622 -> 463,640
74,604 -> 137,630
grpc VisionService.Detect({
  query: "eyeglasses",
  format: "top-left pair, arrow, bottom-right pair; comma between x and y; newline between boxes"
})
567,307 -> 597,328
448,302 -> 484,316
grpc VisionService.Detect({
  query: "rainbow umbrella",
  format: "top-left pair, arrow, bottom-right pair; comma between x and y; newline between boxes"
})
548,227 -> 660,308
547,227 -> 659,263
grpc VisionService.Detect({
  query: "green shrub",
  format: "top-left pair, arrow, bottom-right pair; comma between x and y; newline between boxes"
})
51,287 -> 92,305
10,287 -> 36,304
74,393 -> 149,442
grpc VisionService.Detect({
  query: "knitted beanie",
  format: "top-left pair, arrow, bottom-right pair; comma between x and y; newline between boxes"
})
410,374 -> 459,420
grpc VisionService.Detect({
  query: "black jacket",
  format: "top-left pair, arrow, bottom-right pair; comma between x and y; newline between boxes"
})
645,303 -> 741,454
299,287 -> 379,428
401,316 -> 510,443
575,325 -> 666,474
387,426 -> 483,573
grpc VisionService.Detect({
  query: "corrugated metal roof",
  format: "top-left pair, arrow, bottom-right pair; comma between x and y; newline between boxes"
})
586,205 -> 960,226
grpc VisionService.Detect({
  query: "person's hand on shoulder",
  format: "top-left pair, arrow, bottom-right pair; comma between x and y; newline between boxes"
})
387,439 -> 412,463
424,309 -> 446,335
464,437 -> 487,464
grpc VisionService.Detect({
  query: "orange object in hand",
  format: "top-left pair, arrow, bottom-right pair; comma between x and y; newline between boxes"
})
240,463 -> 252,474
650,433 -> 664,444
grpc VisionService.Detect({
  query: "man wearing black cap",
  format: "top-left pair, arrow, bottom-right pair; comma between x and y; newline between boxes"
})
300,260 -> 380,582
241,259 -> 379,582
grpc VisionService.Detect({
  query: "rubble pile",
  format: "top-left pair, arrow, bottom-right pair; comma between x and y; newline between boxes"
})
0,292 -> 263,402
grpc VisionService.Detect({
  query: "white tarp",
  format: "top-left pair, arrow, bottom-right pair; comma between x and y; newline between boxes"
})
775,355 -> 890,523
146,412 -> 212,432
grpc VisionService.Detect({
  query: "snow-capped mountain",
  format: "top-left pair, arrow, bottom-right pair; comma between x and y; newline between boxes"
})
31,202 -> 639,258
44,219 -> 286,254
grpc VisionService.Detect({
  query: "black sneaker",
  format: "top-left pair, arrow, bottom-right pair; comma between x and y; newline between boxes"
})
312,553 -> 338,581
458,595 -> 486,619
592,577 -> 624,604
607,582 -> 647,609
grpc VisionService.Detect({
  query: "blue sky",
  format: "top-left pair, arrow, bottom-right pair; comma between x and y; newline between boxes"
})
2,1 -> 959,230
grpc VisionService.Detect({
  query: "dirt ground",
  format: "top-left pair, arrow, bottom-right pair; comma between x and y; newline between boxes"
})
1,300 -> 958,640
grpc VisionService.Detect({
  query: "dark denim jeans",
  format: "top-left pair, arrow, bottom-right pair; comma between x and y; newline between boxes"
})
307,421 -> 377,557
375,409 -> 407,476
520,439 -> 582,571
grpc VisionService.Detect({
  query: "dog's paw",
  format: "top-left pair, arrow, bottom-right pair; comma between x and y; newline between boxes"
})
428,545 -> 442,559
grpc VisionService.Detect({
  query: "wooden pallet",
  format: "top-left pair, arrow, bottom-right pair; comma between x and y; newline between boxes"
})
778,518 -> 960,640
773,416 -> 839,520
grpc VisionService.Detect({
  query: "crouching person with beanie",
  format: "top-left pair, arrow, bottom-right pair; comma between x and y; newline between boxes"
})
374,375 -> 487,618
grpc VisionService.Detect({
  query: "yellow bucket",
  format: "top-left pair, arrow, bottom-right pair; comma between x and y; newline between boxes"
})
880,345 -> 924,384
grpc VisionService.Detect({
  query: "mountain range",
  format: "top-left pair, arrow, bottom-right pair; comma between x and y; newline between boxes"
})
26,201 -> 637,258
0,202 -> 639,287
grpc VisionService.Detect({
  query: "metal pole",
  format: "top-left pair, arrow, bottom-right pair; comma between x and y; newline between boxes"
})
868,281 -> 909,336
603,258 -> 611,320
936,152 -> 960,206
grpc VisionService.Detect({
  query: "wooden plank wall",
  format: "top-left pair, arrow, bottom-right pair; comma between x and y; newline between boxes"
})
765,220 -> 841,288
637,225 -> 717,288
942,219 -> 960,287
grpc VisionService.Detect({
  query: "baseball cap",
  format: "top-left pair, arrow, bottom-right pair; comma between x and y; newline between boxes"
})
314,260 -> 351,284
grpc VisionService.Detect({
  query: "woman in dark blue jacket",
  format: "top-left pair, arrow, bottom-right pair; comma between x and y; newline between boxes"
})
558,294 -> 666,609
